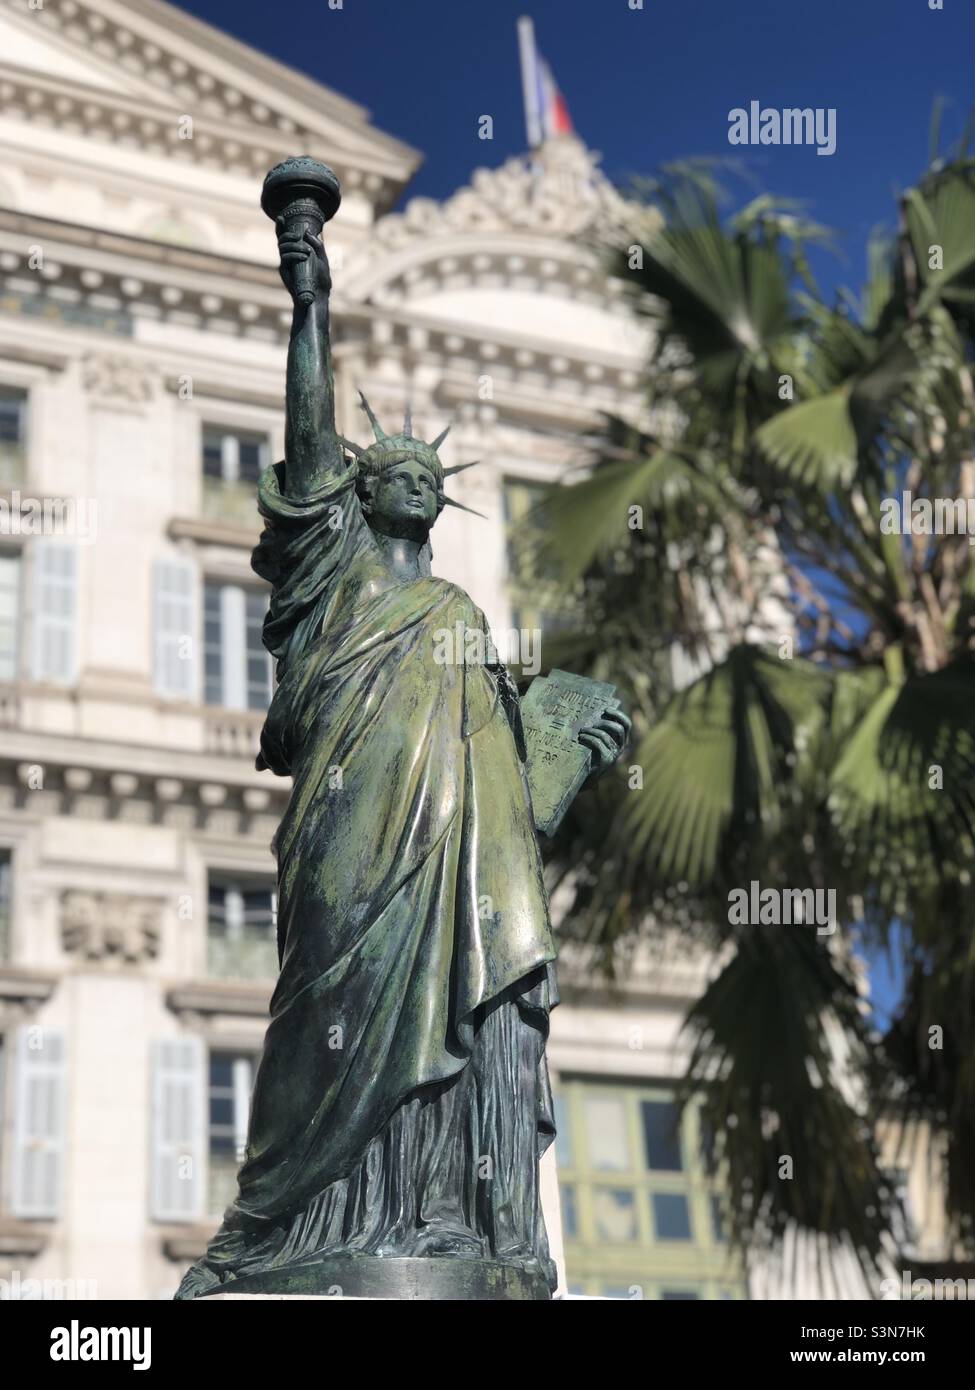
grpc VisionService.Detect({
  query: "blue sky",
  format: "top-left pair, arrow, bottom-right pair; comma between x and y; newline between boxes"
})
175,0 -> 967,1021
177,0 -> 975,304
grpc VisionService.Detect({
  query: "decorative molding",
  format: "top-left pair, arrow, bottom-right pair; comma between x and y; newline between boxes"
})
166,980 -> 272,1019
162,375 -> 283,413
368,136 -> 635,250
168,516 -> 261,551
0,736 -> 289,841
0,344 -> 70,372
0,208 -> 289,345
0,968 -> 57,1013
202,712 -> 267,760
61,890 -> 162,962
0,1218 -> 49,1259
0,210 -> 648,399
81,351 -> 155,405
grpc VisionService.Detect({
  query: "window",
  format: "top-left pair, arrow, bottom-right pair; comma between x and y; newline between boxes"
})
560,1184 -> 578,1239
201,427 -> 270,525
583,1093 -> 629,1170
208,1050 -> 256,1217
593,1187 -> 638,1242
0,387 -> 27,487
641,1100 -> 683,1172
203,427 -> 269,486
203,582 -> 272,711
0,848 -> 10,962
652,1192 -> 692,1241
554,1079 -> 744,1299
502,477 -> 571,637
0,551 -> 20,682
711,1194 -> 727,1242
553,1091 -> 573,1168
207,876 -> 277,980
884,1167 -> 917,1250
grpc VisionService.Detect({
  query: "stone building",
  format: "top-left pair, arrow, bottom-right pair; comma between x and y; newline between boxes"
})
0,0 -> 939,1301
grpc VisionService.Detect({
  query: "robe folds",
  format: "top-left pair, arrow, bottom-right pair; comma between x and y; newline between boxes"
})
213,458 -> 559,1267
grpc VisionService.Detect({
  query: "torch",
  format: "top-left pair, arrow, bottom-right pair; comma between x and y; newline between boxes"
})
260,157 -> 342,307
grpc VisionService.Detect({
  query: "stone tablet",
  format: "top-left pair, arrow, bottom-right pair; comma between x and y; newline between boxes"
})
522,669 -> 620,836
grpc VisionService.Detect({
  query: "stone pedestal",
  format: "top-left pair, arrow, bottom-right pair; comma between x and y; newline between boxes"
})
199,1255 -> 550,1301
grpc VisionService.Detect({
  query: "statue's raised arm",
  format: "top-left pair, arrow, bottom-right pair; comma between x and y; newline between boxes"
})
253,160 -> 370,685
261,159 -> 344,495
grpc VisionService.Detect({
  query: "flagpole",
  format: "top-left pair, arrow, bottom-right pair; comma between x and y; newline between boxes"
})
517,15 -> 542,150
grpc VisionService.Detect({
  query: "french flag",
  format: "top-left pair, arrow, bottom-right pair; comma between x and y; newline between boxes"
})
518,16 -> 574,148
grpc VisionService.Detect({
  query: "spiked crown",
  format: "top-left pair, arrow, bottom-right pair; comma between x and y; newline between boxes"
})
340,392 -> 484,518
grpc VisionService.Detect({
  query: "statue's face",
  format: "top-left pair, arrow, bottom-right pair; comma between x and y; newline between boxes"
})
366,460 -> 440,540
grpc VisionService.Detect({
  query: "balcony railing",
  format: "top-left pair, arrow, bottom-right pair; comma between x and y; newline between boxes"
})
206,932 -> 278,982
201,476 -> 260,528
0,442 -> 25,489
203,709 -> 265,758
207,1154 -> 241,1219
0,686 -> 19,728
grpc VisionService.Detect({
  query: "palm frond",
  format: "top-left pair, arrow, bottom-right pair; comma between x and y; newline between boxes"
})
620,645 -> 830,888
536,444 -> 738,582
682,927 -> 896,1280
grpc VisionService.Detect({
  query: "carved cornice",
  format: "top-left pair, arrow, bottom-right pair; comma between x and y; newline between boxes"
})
355,242 -> 636,324
0,0 -> 418,207
351,306 -> 644,404
0,218 -> 289,345
343,137 -> 659,350
0,207 -> 648,402
0,728 -> 288,837
0,63 -> 403,209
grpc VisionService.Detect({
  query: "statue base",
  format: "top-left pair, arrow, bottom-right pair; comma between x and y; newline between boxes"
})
199,1255 -> 551,1301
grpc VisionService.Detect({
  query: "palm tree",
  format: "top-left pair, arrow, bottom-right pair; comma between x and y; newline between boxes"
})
534,146 -> 975,1290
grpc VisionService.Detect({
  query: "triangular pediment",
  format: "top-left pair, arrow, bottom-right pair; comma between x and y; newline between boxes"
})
0,10 -> 147,95
0,0 -> 420,188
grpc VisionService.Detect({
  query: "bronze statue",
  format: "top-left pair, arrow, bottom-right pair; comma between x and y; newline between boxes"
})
177,158 -> 629,1301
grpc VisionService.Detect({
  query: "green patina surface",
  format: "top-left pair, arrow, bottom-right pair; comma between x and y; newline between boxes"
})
176,160 -> 629,1303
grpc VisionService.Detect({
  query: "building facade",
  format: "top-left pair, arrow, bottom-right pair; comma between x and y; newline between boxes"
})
0,0 -> 936,1303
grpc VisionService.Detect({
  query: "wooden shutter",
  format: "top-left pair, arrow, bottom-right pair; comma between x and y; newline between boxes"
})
0,551 -> 21,682
31,541 -> 77,683
219,584 -> 246,710
11,1025 -> 66,1218
150,1037 -> 205,1222
152,556 -> 199,700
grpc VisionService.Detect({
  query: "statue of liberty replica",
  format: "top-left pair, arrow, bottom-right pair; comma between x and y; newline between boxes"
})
177,160 -> 629,1301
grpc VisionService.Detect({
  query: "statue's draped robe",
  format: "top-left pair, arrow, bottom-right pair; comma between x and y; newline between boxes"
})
197,459 -> 559,1287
